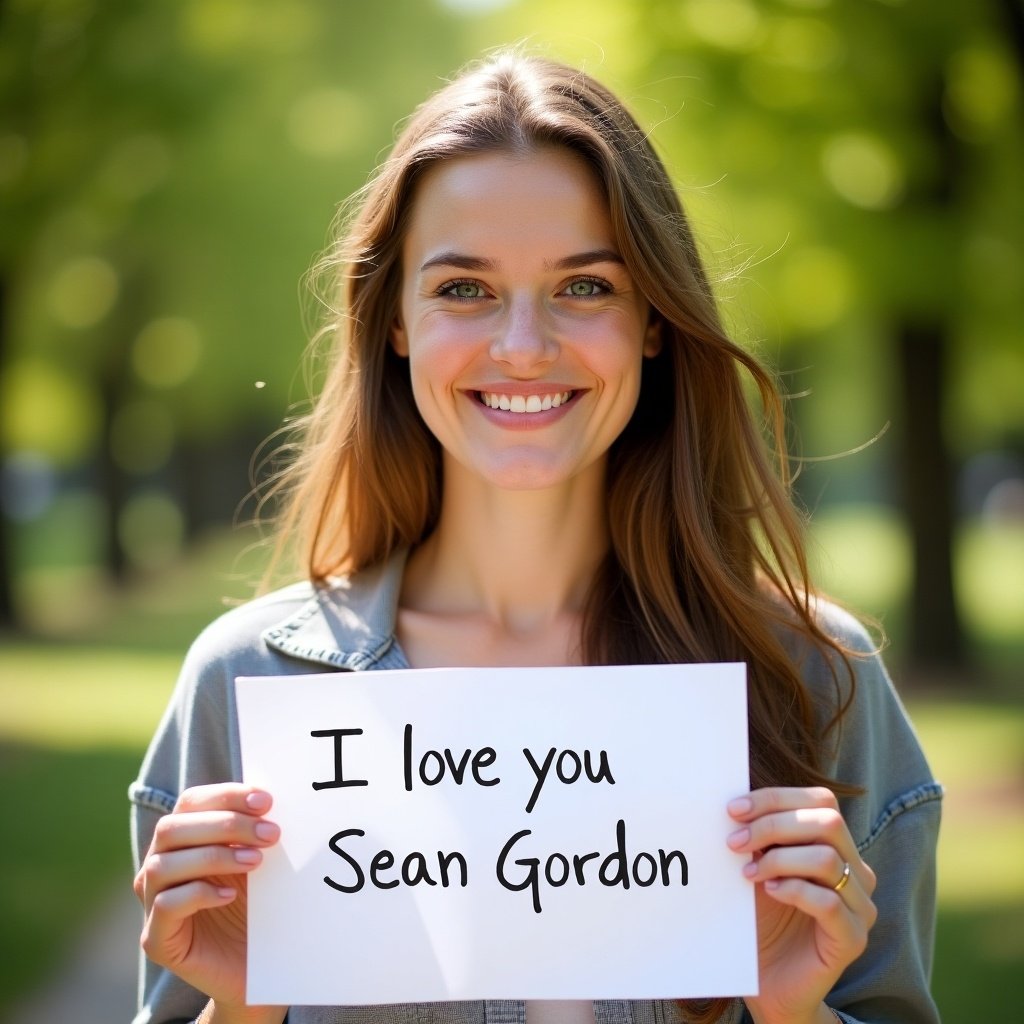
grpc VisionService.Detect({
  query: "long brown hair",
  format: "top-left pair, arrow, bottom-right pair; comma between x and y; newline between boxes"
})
271,55 -> 859,1013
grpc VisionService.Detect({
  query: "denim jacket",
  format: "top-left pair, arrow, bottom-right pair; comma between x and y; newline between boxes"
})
129,551 -> 942,1024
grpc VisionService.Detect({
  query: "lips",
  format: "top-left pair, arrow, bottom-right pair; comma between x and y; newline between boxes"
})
477,390 -> 574,413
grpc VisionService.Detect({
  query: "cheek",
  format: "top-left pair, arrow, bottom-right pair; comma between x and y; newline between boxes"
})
586,330 -> 647,388
406,326 -> 478,404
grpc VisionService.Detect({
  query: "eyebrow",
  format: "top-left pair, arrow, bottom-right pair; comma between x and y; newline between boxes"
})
418,248 -> 625,274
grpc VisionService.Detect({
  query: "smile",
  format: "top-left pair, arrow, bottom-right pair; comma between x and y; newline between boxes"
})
477,391 -> 574,413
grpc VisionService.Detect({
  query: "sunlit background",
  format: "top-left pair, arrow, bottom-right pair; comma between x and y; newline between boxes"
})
1,1 -> 1021,1021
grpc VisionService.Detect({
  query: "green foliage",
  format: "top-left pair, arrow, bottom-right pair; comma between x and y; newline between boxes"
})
1,0 -> 473,458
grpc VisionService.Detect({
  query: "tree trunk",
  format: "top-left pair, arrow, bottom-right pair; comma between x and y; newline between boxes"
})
893,55 -> 972,676
895,321 -> 966,671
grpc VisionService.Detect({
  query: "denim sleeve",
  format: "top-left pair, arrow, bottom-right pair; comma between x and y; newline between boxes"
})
830,783 -> 942,1023
805,603 -> 943,1024
127,614 -> 256,1024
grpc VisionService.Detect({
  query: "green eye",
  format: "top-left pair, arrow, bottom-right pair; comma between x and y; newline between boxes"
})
444,281 -> 485,299
567,278 -> 606,297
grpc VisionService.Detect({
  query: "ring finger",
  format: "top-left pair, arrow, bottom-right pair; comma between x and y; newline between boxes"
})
744,845 -> 871,911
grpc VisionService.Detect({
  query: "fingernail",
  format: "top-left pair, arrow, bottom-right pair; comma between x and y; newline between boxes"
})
727,827 -> 750,849
764,879 -> 780,891
234,848 -> 261,864
742,861 -> 758,878
217,887 -> 236,899
255,821 -> 279,842
728,797 -> 752,815
246,791 -> 271,812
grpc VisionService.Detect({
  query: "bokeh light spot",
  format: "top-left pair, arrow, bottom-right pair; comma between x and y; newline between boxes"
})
821,132 -> 904,210
132,317 -> 203,388
685,0 -> 764,51
945,46 -> 1019,141
118,490 -> 185,571
765,17 -> 842,73
287,88 -> 368,158
1,452 -> 57,522
780,246 -> 855,330
183,0 -> 314,55
0,359 -> 101,465
438,0 -> 516,12
48,256 -> 120,329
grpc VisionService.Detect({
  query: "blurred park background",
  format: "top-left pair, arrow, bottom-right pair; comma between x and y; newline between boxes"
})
1,0 -> 1022,1020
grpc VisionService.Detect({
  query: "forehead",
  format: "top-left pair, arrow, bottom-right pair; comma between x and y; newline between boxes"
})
402,147 -> 615,261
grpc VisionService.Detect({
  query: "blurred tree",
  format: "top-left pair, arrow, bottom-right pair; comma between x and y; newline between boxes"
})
0,0 -> 470,626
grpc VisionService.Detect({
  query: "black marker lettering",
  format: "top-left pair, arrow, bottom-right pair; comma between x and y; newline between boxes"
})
496,828 -> 543,913
523,747 -> 555,813
311,729 -> 368,790
659,847 -> 689,885
324,828 -> 366,892
584,749 -> 615,786
472,747 -> 500,786
494,819 -> 688,913
438,850 -> 469,887
556,749 -> 582,783
325,830 -> 469,893
404,724 -> 501,790
404,723 -> 413,791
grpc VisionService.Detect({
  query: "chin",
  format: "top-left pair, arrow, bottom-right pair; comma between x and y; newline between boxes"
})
473,454 -> 598,493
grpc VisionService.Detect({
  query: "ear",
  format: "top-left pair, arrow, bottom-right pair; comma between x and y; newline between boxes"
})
389,314 -> 409,358
643,314 -> 663,358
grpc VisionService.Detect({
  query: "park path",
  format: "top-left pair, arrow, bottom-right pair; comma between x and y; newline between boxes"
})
5,884 -> 139,1024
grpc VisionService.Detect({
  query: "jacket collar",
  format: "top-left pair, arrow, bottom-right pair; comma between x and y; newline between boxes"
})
261,548 -> 412,672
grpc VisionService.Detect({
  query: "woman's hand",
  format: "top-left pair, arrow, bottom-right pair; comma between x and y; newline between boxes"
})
727,786 -> 877,1024
134,783 -> 285,1023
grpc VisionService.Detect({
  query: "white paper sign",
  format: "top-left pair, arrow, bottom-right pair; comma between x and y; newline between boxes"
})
235,664 -> 756,1006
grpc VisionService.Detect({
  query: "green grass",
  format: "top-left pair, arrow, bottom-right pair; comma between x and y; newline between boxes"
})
0,741 -> 146,1002
2,646 -> 181,749
933,904 -> 1024,1020
0,645 -> 179,1007
907,698 -> 1024,1023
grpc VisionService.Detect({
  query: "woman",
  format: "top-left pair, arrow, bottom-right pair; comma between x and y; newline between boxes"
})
131,52 -> 942,1024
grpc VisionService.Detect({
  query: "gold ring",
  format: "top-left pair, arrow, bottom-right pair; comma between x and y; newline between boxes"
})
832,861 -> 851,893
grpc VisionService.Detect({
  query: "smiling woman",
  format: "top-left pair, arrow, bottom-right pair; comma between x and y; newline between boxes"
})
129,50 -> 941,1024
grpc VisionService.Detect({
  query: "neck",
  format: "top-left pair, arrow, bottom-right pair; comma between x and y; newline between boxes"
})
401,456 -> 610,635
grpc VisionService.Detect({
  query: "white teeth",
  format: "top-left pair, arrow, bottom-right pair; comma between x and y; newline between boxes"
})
480,391 -> 573,413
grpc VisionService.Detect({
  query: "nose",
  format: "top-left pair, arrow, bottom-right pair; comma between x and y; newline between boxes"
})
489,296 -> 557,372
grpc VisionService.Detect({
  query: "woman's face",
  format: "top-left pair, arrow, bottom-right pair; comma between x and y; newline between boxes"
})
391,146 -> 660,493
